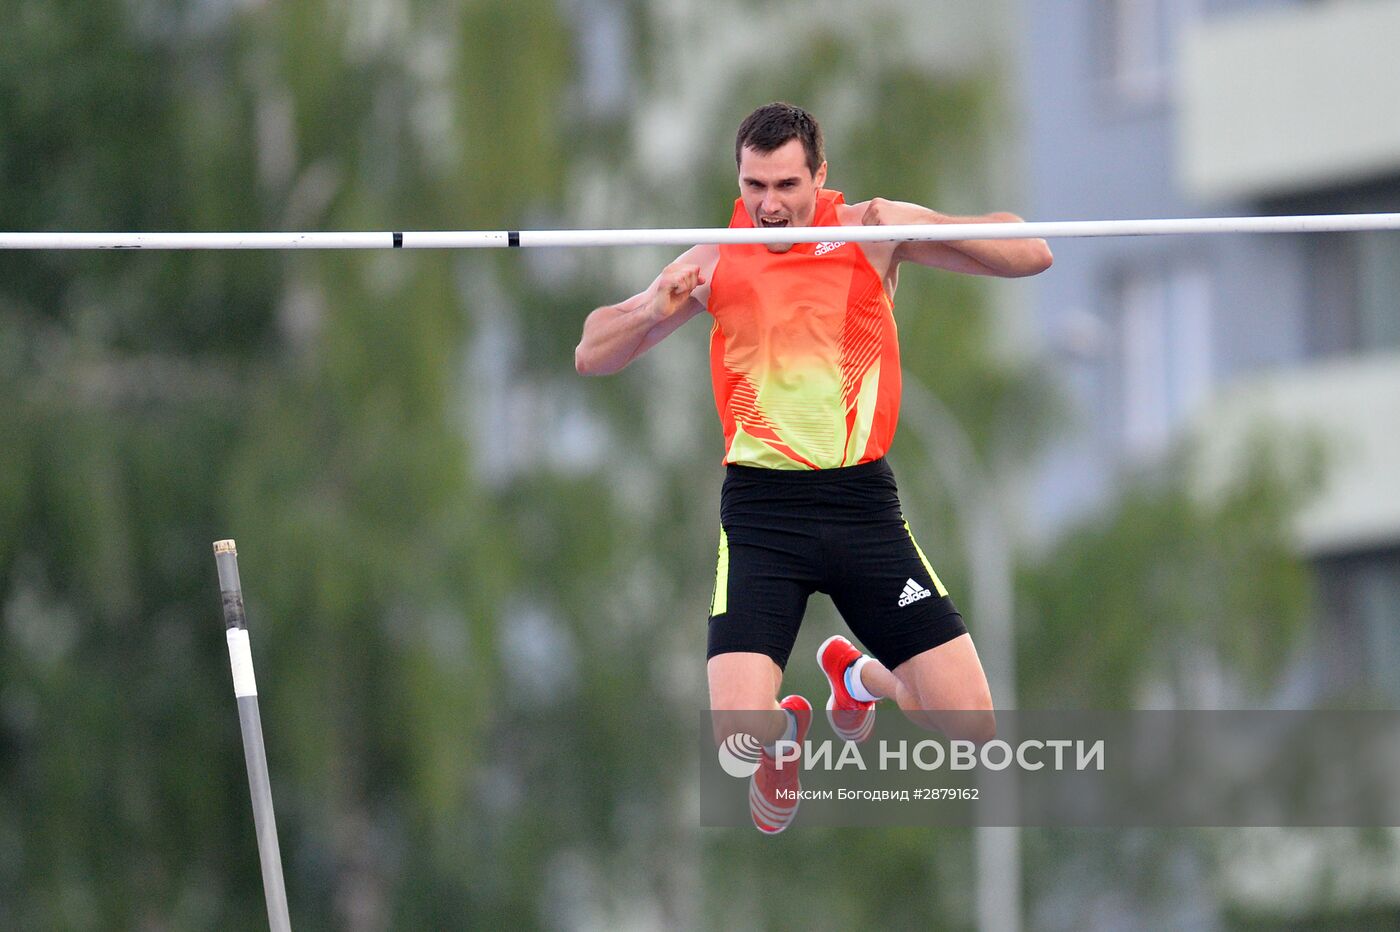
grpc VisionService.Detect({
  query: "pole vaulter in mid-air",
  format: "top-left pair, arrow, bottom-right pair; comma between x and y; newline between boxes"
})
574,102 -> 1051,835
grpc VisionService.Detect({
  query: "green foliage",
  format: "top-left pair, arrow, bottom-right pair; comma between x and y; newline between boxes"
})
1019,432 -> 1323,707
0,0 -> 558,925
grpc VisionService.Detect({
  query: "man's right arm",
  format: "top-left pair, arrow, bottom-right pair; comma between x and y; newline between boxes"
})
575,256 -> 710,376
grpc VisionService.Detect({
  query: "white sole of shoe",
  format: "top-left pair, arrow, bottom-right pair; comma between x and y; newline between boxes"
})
750,778 -> 797,834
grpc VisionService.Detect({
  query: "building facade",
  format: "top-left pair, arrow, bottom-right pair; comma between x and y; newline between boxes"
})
1019,0 -> 1400,703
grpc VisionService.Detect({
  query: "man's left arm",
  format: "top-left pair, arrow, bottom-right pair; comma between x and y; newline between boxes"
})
861,198 -> 1053,278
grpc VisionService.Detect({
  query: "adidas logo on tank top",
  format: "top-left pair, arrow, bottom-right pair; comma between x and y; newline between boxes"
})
898,578 -> 932,608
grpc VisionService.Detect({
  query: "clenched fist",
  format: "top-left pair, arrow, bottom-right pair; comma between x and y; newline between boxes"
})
650,263 -> 705,320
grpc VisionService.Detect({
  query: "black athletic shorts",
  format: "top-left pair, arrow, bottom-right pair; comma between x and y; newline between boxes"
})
707,457 -> 966,671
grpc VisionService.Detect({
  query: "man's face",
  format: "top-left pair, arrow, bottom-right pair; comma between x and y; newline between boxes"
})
738,138 -> 828,254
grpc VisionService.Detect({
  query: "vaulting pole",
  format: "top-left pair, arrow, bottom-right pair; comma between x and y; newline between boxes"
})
213,540 -> 293,932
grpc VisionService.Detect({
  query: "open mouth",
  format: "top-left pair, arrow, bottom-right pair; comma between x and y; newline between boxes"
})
759,217 -> 789,228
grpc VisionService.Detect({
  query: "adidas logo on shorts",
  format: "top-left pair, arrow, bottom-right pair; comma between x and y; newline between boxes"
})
897,578 -> 932,608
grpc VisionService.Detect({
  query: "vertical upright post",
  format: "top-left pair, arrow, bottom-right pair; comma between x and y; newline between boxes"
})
899,379 -> 1021,932
213,539 -> 292,932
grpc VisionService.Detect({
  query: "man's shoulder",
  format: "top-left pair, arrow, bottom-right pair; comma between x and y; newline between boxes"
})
830,198 -> 898,279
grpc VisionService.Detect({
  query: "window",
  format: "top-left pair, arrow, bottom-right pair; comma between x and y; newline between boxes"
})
1314,549 -> 1400,702
1101,0 -> 1202,109
1308,231 -> 1400,357
1113,264 -> 1214,460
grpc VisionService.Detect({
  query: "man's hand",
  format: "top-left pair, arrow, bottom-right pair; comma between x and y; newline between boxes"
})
650,263 -> 706,321
576,245 -> 714,376
861,197 -> 938,228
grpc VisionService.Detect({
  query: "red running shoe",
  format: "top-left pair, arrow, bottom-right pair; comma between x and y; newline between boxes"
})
749,695 -> 813,835
817,635 -> 877,743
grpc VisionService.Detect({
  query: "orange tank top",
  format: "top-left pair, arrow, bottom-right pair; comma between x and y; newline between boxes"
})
707,189 -> 901,469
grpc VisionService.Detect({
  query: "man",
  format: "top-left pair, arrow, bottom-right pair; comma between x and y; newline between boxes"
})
575,102 -> 1052,833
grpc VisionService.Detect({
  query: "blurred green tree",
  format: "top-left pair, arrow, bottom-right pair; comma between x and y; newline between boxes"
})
1019,435 -> 1321,708
0,0 -> 567,927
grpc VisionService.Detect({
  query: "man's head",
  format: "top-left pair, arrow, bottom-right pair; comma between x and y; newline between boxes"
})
735,103 -> 828,252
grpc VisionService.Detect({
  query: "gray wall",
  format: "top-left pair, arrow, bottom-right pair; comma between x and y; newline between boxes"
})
1017,0 -> 1317,536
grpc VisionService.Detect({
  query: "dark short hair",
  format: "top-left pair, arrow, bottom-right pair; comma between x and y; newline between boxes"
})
735,102 -> 824,176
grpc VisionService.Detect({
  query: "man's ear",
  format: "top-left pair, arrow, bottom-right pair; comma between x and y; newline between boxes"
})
815,161 -> 828,189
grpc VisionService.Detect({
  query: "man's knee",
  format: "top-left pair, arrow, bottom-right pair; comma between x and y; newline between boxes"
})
707,651 -> 784,745
941,708 -> 996,745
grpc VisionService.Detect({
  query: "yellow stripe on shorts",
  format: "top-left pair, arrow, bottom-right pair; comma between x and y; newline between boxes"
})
903,519 -> 948,597
710,526 -> 730,616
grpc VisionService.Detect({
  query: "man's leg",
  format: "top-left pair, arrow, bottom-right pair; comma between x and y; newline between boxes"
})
854,633 -> 995,743
707,651 -> 786,746
814,461 -> 994,743
709,651 -> 813,835
706,467 -> 822,832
